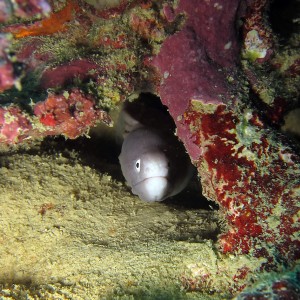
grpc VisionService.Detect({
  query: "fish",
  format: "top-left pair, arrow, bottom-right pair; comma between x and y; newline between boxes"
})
118,99 -> 194,202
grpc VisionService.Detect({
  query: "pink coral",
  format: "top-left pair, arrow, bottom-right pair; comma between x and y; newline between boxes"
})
0,34 -> 17,92
0,106 -> 32,143
34,88 -> 112,139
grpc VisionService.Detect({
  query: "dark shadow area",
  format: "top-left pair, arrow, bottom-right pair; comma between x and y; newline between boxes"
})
44,134 -> 124,182
269,0 -> 300,43
38,139 -> 212,211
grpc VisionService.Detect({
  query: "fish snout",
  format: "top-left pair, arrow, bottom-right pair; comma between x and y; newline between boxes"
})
132,177 -> 169,202
140,151 -> 169,179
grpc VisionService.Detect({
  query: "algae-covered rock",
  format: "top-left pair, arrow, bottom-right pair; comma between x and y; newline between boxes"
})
0,139 -> 222,299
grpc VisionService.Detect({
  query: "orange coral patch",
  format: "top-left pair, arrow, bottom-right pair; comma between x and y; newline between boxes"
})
11,0 -> 78,38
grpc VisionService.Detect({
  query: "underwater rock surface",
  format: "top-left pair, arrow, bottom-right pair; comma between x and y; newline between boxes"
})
0,146 -> 223,299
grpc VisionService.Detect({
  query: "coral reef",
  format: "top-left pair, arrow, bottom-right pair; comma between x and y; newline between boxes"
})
152,0 -> 300,295
0,34 -> 17,92
241,0 -> 300,125
0,0 -> 165,145
34,88 -> 112,138
0,0 -> 51,92
0,0 -> 51,22
235,266 -> 300,300
0,0 -> 299,298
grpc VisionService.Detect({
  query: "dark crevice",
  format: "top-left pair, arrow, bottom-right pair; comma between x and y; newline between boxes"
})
269,0 -> 300,43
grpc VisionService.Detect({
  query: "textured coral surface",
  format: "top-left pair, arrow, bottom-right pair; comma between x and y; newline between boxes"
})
152,0 -> 300,294
1,0 -> 161,143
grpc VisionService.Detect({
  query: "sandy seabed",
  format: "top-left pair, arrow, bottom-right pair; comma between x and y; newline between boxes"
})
0,136 -> 223,300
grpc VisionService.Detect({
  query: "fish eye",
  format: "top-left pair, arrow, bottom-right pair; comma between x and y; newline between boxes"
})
135,159 -> 141,172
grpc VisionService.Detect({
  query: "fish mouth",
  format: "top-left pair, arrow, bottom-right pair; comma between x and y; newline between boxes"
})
132,176 -> 168,187
132,176 -> 169,202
